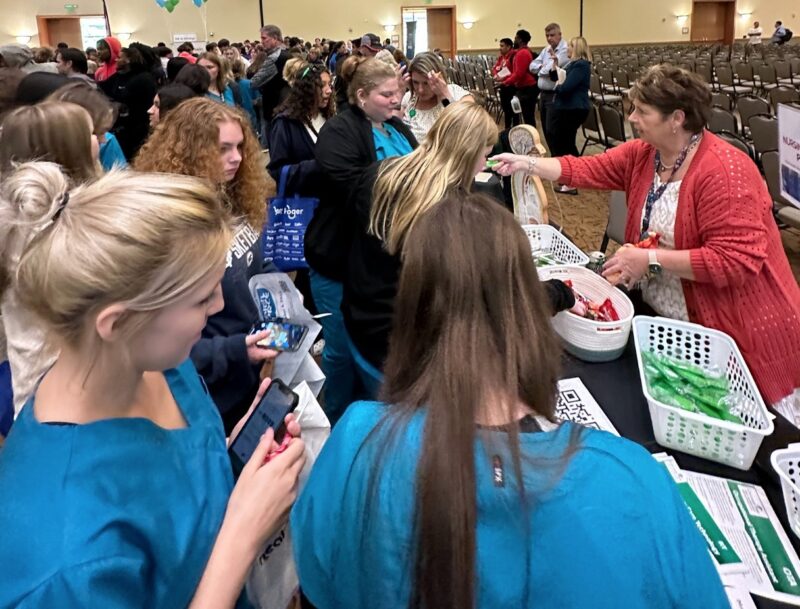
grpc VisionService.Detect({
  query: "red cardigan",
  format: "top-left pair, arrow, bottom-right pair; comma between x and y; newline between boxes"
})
560,132 -> 800,404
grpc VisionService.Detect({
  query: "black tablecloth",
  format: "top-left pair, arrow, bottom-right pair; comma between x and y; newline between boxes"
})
562,339 -> 800,609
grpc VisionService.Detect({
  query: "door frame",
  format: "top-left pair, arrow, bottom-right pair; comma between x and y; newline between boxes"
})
400,5 -> 457,58
690,0 -> 735,45
36,14 -> 107,48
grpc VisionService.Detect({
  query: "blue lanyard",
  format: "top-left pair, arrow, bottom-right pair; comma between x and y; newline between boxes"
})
640,133 -> 700,240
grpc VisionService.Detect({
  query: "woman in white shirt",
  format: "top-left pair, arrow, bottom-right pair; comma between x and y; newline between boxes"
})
401,52 -> 473,142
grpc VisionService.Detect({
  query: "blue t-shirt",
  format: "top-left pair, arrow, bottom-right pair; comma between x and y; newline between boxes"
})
0,360 -> 247,609
98,132 -> 128,170
372,123 -> 414,161
292,401 -> 728,609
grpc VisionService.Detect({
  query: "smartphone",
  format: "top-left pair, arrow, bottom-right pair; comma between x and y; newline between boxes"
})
228,379 -> 299,479
251,319 -> 308,352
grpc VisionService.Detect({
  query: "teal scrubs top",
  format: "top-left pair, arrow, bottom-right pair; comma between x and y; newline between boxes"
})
292,401 -> 729,609
99,132 -> 128,170
372,123 -> 414,161
0,359 -> 248,608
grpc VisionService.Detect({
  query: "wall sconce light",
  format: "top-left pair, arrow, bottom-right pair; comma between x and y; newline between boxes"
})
676,15 -> 690,26
116,32 -> 132,42
461,21 -> 475,29
15,35 -> 32,44
738,12 -> 752,19
383,24 -> 396,32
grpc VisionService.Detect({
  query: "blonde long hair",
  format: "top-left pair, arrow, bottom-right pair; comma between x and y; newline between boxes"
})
4,162 -> 231,347
369,101 -> 497,254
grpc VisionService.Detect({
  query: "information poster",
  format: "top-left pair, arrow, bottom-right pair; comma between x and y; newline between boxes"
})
778,104 -> 800,210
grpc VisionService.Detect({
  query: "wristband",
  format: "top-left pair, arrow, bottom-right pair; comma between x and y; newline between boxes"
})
527,157 -> 537,173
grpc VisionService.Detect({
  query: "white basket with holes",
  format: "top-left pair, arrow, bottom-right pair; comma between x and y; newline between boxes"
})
521,224 -> 589,274
771,444 -> 800,539
537,266 -> 633,363
633,316 -> 774,470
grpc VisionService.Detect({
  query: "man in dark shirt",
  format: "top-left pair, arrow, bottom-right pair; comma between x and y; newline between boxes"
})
251,24 -> 290,146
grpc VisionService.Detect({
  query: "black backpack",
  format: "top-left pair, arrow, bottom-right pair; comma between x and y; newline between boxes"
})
783,28 -> 793,42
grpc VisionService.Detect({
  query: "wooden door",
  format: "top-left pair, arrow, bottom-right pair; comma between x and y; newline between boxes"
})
38,17 -> 83,48
691,1 -> 734,44
427,8 -> 455,58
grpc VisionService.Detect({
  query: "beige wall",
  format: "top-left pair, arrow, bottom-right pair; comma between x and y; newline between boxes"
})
0,0 -> 261,48
0,0 -> 797,49
584,0 -> 799,46
261,0 -> 579,51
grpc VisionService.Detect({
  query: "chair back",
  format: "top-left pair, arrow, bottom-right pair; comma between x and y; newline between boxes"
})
749,114 -> 779,154
708,106 -> 738,134
598,103 -> 626,146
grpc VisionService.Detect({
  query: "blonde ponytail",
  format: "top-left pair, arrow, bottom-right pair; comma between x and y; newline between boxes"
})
6,163 -> 232,347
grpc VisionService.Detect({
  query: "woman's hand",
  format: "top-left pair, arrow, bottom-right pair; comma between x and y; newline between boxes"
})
224,429 -> 306,557
427,70 -> 450,101
397,64 -> 411,91
488,153 -> 534,176
602,245 -> 650,289
245,331 -> 279,364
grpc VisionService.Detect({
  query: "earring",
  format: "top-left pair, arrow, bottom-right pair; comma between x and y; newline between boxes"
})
672,128 -> 677,134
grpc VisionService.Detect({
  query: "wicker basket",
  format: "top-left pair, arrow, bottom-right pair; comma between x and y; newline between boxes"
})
538,266 -> 633,362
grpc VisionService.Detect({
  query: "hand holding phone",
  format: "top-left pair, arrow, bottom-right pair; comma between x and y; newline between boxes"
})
250,319 -> 308,352
228,379 -> 299,479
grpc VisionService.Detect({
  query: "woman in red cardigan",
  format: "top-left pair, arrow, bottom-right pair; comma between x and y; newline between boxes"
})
492,64 -> 800,422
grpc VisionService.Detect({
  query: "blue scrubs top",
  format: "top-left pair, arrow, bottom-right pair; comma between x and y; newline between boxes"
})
0,359 -> 247,608
372,123 -> 413,161
292,401 -> 729,609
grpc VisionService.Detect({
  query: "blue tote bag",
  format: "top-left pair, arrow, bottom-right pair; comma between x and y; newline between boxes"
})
263,165 -> 319,271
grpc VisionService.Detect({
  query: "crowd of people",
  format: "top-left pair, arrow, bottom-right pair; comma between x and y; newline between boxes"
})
0,16 -> 798,609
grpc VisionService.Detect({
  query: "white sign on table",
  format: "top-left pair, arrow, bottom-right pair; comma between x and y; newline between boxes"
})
778,103 -> 800,210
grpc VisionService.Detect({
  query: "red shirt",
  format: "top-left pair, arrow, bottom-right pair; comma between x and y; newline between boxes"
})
492,51 -> 513,77
560,133 -> 800,403
502,46 -> 536,88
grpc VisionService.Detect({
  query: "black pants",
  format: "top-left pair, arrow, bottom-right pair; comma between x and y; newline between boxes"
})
515,85 -> 538,127
499,85 -> 517,130
549,107 -> 590,157
539,90 -> 557,151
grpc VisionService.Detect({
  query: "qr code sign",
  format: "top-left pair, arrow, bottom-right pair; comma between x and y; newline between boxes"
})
556,389 -> 604,430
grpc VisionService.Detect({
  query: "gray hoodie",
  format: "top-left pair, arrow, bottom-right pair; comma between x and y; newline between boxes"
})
0,45 -> 58,74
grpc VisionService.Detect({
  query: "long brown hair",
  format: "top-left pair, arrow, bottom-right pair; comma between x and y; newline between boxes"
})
0,101 -> 100,182
367,193 -> 570,608
134,97 -> 267,228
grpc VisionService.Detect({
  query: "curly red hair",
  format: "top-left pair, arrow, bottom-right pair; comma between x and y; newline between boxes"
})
134,97 -> 267,228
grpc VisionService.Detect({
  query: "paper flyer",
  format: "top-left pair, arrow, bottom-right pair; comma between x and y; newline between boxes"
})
548,377 -> 619,435
654,453 -> 800,604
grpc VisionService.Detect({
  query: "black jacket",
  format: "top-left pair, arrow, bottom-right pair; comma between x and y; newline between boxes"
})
267,113 -> 324,198
259,49 -> 290,121
305,106 -> 417,281
341,162 -> 397,369
100,68 -> 157,161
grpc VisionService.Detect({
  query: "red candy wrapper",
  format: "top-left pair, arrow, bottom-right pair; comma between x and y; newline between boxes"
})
564,280 -> 620,322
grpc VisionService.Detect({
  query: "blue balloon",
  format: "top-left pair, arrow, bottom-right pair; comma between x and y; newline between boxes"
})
155,0 -> 166,6
193,0 -> 203,6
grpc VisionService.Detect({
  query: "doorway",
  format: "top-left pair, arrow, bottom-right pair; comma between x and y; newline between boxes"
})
401,6 -> 456,59
37,15 -> 108,50
691,1 -> 735,44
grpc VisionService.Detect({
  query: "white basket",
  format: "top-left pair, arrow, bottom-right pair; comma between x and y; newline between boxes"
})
538,266 -> 633,363
633,316 -> 774,471
771,444 -> 800,539
521,224 -> 589,271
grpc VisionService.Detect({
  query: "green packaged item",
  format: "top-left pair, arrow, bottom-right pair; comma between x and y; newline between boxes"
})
642,350 -> 741,424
